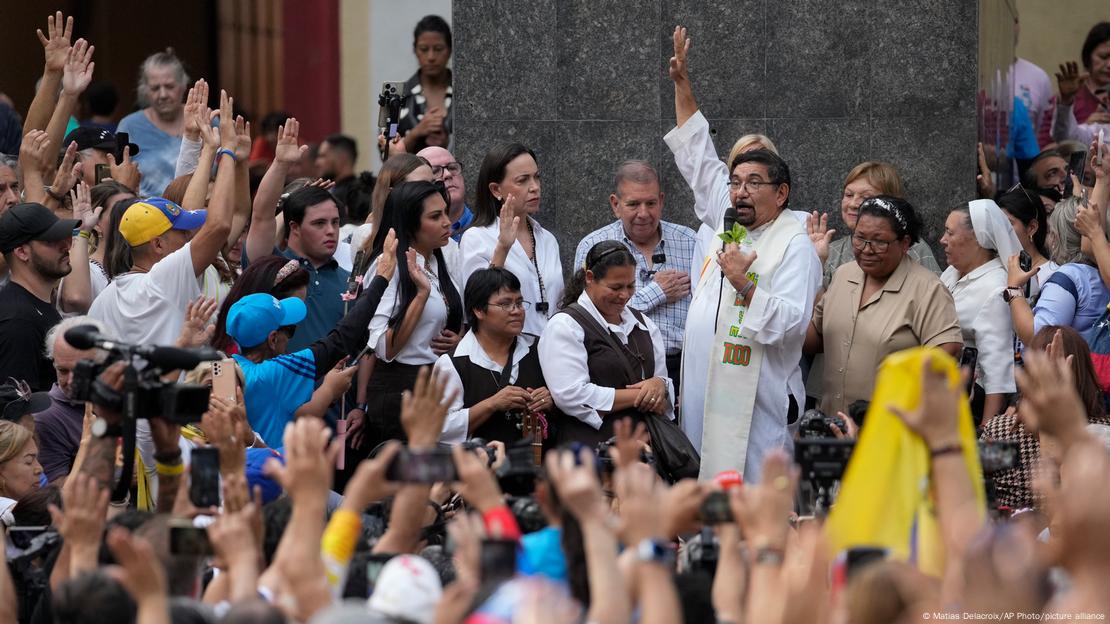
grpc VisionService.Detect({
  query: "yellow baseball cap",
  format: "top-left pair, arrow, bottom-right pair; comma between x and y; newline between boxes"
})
119,197 -> 207,246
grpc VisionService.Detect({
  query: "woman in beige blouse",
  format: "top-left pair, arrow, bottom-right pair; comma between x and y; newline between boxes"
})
810,161 -> 942,287
804,196 -> 963,416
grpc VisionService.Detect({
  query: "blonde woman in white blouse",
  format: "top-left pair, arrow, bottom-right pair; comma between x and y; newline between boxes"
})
458,143 -> 563,336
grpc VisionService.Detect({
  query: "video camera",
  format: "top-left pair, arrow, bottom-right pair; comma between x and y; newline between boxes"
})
798,408 -> 848,439
65,325 -> 216,425
64,324 -> 219,502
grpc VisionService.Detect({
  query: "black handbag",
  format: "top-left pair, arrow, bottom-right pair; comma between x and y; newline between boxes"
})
565,304 -> 701,481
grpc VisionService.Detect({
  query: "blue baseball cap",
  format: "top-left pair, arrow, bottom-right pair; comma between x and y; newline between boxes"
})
245,447 -> 285,504
226,293 -> 307,349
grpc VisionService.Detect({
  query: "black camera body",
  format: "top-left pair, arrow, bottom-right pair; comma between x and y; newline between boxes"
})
70,358 -> 210,425
462,438 -> 497,467
496,442 -> 540,497
685,527 -> 719,576
798,408 -> 847,439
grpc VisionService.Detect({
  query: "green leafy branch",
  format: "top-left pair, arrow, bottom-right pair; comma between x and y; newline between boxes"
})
717,222 -> 748,245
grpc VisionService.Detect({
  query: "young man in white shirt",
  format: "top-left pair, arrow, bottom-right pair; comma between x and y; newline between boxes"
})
87,100 -> 237,501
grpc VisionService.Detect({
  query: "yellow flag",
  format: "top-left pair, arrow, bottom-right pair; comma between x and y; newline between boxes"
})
824,347 -> 986,577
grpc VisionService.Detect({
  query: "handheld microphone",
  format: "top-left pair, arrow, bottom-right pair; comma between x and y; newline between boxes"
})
723,207 -> 738,236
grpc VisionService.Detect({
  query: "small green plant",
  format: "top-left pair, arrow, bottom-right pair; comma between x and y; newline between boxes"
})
717,222 -> 748,245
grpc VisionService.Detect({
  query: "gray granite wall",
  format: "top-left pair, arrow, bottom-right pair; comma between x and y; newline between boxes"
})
452,0 -> 978,271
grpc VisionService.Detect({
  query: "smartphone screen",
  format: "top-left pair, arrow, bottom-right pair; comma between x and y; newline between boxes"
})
1068,150 -> 1088,188
366,553 -> 394,587
169,519 -> 213,556
385,448 -> 457,483
960,347 -> 979,397
845,546 -> 888,578
479,539 -> 517,584
211,358 -> 237,402
189,447 -> 221,508
95,164 -> 111,184
115,132 -> 130,161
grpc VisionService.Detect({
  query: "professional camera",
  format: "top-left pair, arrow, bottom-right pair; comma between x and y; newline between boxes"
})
682,527 -> 719,576
496,441 -> 540,497
798,408 -> 848,439
595,436 -> 657,475
65,325 -> 215,425
461,437 -> 497,467
507,495 -> 546,534
6,527 -> 61,619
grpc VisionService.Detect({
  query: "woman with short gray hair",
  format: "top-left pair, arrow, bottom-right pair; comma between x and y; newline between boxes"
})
116,49 -> 189,197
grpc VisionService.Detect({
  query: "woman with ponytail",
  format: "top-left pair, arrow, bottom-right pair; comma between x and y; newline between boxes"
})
539,240 -> 672,445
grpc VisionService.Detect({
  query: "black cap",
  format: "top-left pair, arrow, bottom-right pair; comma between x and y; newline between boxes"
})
0,203 -> 81,254
63,126 -> 140,156
0,383 -> 51,422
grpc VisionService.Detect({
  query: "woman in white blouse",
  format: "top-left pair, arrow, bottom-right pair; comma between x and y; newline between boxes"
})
539,240 -> 673,446
353,180 -> 464,460
939,200 -> 1021,424
459,143 -> 563,336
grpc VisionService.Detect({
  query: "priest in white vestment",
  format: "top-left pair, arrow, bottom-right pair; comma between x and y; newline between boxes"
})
663,27 -> 821,482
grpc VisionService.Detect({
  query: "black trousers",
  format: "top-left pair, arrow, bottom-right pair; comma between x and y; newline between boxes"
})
665,351 -> 682,399
335,359 -> 422,491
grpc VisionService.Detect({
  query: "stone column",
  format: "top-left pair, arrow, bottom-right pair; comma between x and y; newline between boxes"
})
453,0 -> 978,270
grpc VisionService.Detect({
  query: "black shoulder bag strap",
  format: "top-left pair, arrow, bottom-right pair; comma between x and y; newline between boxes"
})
563,303 -> 643,383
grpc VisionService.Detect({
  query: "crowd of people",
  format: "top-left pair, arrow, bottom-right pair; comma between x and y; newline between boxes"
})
0,9 -> 1109,624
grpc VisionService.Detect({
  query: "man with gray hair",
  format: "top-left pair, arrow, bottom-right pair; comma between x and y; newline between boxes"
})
117,49 -> 189,196
35,315 -> 111,483
574,160 -> 697,392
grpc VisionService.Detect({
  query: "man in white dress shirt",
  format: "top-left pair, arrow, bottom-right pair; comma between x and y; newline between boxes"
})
664,26 -> 821,482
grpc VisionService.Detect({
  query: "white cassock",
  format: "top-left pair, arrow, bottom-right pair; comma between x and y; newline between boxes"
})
664,111 -> 821,483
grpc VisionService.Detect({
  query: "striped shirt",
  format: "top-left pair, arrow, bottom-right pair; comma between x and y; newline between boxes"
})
233,349 -> 318,447
574,220 -> 697,354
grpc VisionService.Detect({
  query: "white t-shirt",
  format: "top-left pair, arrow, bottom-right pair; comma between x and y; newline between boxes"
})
334,240 -> 353,273
87,242 -> 203,504
58,260 -> 111,317
90,260 -> 110,301
1010,58 -> 1052,136
89,242 -> 202,346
